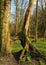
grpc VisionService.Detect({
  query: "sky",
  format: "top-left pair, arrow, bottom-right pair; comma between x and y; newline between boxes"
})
11,0 -> 45,14
10,0 -> 37,22
11,0 -> 36,14
11,0 -> 15,14
10,0 -> 45,23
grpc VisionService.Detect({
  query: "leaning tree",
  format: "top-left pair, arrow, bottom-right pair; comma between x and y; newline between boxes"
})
18,0 -> 34,60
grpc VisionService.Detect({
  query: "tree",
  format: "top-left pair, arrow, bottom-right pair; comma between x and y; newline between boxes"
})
44,0 -> 46,8
39,0 -> 46,41
15,0 -> 19,35
1,0 -> 11,54
42,9 -> 46,41
35,0 -> 38,42
43,0 -> 46,41
19,0 -> 34,60
18,0 -> 24,32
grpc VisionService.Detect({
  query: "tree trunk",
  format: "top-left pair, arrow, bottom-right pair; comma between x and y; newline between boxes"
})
43,30 -> 46,41
35,0 -> 38,42
15,0 -> 19,35
1,0 -> 11,55
20,0 -> 34,60
44,0 -> 46,8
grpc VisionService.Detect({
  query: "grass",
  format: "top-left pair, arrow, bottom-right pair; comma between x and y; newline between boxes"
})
12,38 -> 46,65
12,39 -> 23,52
31,38 -> 46,56
12,38 -> 46,55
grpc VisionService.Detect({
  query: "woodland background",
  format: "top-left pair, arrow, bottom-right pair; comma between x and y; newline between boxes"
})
0,0 -> 46,65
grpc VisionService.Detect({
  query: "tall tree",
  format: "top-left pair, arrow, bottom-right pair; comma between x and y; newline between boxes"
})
44,0 -> 46,41
15,0 -> 19,35
35,0 -> 38,42
20,0 -> 34,60
40,0 -> 46,41
18,0 -> 24,32
43,9 -> 46,41
1,0 -> 11,54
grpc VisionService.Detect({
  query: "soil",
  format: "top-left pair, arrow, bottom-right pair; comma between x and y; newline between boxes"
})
0,56 -> 18,65
0,52 -> 38,65
0,56 -> 38,65
0,51 -> 46,65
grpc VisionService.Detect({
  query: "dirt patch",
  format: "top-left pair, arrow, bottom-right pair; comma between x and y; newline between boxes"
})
0,56 -> 18,65
0,56 -> 39,65
0,51 -> 46,65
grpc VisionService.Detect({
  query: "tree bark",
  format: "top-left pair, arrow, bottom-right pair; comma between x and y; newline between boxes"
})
20,0 -> 34,60
15,0 -> 19,35
35,0 -> 38,42
1,0 -> 11,54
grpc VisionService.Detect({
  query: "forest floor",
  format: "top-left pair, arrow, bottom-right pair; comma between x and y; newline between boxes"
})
0,51 -> 46,65
0,38 -> 46,65
0,54 -> 44,65
0,55 -> 18,65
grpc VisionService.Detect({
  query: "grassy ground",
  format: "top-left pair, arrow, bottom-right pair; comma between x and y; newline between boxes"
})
12,38 -> 46,54
12,38 -> 46,65
0,38 -> 46,65
31,38 -> 46,57
12,40 -> 23,52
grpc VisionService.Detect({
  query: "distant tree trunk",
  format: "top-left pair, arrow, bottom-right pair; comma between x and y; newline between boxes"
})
1,0 -> 11,54
44,1 -> 46,40
15,0 -> 19,35
19,0 -> 24,32
44,10 -> 46,41
41,0 -> 46,41
44,1 -> 46,41
43,18 -> 46,41
44,0 -> 46,8
35,0 -> 38,42
44,29 -> 46,41
20,0 -> 34,60
41,0 -> 43,10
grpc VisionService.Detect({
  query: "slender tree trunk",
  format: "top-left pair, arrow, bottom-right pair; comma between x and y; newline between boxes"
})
43,21 -> 46,41
44,0 -> 46,8
1,0 -> 11,54
44,30 -> 46,41
15,0 -> 19,35
44,2 -> 46,41
19,0 -> 24,32
20,0 -> 34,60
41,1 -> 46,42
35,0 -> 38,42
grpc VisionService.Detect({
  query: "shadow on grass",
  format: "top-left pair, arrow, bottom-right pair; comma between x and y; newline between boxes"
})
12,50 -> 22,62
12,48 -> 46,64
